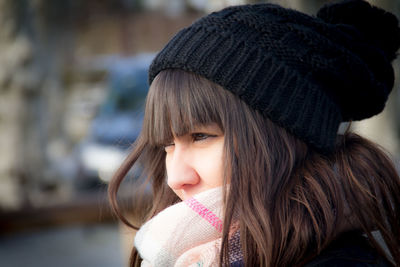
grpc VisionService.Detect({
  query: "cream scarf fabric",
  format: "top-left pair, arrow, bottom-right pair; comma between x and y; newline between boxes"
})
134,187 -> 225,267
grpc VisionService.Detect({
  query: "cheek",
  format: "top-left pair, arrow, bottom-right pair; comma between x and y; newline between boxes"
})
194,146 -> 224,187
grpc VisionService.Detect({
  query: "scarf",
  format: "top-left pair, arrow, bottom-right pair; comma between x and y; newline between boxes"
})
134,187 -> 241,267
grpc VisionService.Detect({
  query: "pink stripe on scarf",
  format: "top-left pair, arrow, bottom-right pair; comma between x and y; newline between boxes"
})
185,197 -> 223,232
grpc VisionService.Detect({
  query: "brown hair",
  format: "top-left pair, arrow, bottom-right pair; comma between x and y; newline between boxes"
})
108,69 -> 400,266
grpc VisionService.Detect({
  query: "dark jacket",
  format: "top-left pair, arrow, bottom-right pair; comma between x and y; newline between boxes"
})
304,231 -> 391,267
230,231 -> 391,267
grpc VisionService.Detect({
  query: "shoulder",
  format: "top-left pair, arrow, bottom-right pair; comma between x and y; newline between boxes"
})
304,231 -> 391,267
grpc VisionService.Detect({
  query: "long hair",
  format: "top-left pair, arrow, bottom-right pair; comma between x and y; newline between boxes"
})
108,69 -> 400,266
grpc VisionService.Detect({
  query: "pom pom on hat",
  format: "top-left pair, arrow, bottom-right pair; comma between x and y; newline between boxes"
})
316,0 -> 400,122
317,0 -> 400,61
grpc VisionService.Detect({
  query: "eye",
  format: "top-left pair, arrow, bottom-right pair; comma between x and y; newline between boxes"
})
191,133 -> 215,142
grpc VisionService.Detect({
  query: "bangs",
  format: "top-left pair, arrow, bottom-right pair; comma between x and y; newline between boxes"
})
143,69 -> 227,146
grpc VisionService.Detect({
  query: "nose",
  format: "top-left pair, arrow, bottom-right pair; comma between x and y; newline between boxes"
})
166,144 -> 200,190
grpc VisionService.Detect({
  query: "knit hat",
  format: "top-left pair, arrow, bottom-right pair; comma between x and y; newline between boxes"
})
148,0 -> 400,153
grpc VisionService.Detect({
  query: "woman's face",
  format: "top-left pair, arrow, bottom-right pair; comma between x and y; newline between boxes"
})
164,123 -> 224,200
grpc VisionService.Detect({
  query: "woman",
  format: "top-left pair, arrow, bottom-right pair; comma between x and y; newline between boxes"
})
109,0 -> 400,266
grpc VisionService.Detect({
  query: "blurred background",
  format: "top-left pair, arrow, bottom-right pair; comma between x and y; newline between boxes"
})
0,0 -> 399,266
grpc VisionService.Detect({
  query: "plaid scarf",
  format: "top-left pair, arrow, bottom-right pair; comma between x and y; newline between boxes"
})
134,187 -> 242,266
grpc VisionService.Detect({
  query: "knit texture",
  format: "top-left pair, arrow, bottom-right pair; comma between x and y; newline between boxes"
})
134,187 -> 242,266
149,0 -> 400,152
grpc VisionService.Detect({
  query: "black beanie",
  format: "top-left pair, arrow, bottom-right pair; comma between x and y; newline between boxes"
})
148,0 -> 400,153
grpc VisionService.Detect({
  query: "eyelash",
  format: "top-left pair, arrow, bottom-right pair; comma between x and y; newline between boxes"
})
163,133 -> 215,149
191,133 -> 210,141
